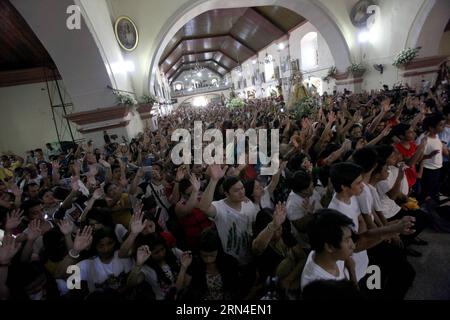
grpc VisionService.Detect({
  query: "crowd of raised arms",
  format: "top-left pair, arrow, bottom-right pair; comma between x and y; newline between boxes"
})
0,83 -> 449,301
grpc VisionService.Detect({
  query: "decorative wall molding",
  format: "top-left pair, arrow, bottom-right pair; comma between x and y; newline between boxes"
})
66,103 -> 153,126
402,55 -> 448,70
78,120 -> 130,134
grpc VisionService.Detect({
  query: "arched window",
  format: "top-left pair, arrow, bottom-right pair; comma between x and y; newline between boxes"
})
301,32 -> 318,70
264,55 -> 275,81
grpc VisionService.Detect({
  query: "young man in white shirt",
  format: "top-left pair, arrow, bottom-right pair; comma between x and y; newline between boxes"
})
374,145 -> 429,256
301,208 -> 415,294
301,209 -> 355,291
328,162 -> 417,292
286,170 -> 322,244
416,113 -> 448,202
353,147 -> 416,299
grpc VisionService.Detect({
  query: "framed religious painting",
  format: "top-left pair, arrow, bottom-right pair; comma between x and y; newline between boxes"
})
114,16 -> 139,51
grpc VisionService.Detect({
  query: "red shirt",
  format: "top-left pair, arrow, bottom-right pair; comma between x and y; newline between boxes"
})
394,141 -> 417,187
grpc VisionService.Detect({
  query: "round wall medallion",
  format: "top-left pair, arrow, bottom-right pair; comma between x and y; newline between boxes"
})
350,0 -> 376,28
114,16 -> 139,51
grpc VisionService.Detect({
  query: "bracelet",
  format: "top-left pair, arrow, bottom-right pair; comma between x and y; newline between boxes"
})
68,249 -> 80,259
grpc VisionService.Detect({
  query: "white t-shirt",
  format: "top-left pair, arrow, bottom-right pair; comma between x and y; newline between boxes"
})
375,167 -> 404,219
212,199 -> 258,265
78,251 -> 134,293
367,184 -> 383,212
300,250 -> 348,290
328,195 -> 369,281
140,248 -> 182,300
356,183 -> 374,215
417,134 -> 443,169
286,191 -> 323,221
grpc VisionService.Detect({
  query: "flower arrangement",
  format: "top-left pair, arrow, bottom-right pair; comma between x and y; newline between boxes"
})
115,92 -> 137,106
323,66 -> 337,82
393,47 -> 420,67
292,96 -> 318,120
347,63 -> 366,74
226,97 -> 245,109
140,94 -> 157,105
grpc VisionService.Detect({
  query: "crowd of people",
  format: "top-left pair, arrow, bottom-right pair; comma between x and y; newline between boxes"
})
0,81 -> 449,301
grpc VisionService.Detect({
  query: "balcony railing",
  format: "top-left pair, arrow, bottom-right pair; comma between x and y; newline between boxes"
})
171,85 -> 231,97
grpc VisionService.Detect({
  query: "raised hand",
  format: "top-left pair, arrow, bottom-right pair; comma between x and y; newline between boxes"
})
99,159 -> 111,168
180,251 -> 193,269
273,202 -> 287,228
136,245 -> 151,266
73,160 -> 81,177
176,165 -> 187,182
10,183 -> 22,198
71,176 -> 80,192
0,235 -> 21,265
5,209 -> 24,231
130,211 -> 147,236
27,219 -> 42,241
51,161 -> 61,171
381,98 -> 391,112
57,219 -> 74,236
395,216 -> 416,235
207,164 -> 228,181
73,226 -> 93,253
327,111 -> 336,124
189,174 -> 201,192
381,126 -> 392,137
92,188 -> 104,200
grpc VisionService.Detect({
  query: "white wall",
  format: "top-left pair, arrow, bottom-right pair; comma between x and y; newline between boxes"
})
230,22 -> 336,98
79,0 -> 135,94
0,83 -> 79,156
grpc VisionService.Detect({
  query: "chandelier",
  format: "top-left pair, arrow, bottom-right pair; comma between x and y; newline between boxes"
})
191,58 -> 205,76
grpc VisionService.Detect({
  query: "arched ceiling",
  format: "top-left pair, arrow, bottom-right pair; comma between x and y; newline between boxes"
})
159,6 -> 305,83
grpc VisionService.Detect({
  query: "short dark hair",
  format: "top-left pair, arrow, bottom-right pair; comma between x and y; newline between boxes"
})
330,162 -> 363,193
21,199 -> 42,217
288,170 -> 312,193
422,113 -> 444,131
199,228 -> 222,252
38,188 -> 53,200
222,176 -> 241,193
373,145 -> 394,164
307,208 -> 354,253
352,147 -> 379,173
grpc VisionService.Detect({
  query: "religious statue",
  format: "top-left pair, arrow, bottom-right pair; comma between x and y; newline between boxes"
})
287,71 -> 309,110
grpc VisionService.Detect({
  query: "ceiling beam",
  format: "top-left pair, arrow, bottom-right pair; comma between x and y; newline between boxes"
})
168,60 -> 226,81
170,66 -> 223,83
163,50 -> 238,73
160,34 -> 256,66
160,34 -> 229,64
227,34 -> 257,54
167,59 -> 230,79
248,8 -> 287,34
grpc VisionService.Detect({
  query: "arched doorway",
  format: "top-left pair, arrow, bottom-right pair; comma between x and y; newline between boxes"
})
148,0 -> 352,93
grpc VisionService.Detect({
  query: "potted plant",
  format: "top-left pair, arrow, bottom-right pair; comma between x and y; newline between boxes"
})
115,92 -> 137,106
140,94 -> 157,105
393,47 -> 420,68
347,63 -> 366,78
